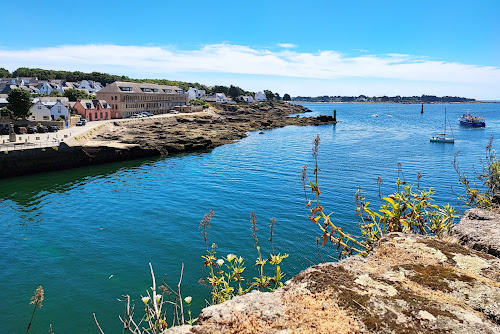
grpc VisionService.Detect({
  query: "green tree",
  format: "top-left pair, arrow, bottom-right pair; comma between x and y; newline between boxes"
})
274,93 -> 281,100
264,90 -> 274,100
228,85 -> 244,100
213,85 -> 229,95
7,88 -> 31,118
63,88 -> 90,102
0,67 -> 11,78
49,90 -> 62,97
283,93 -> 291,101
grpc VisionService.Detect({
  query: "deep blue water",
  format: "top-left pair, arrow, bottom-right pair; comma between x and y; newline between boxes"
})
1,102 -> 498,332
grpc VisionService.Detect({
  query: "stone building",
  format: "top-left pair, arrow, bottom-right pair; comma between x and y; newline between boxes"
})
96,82 -> 188,118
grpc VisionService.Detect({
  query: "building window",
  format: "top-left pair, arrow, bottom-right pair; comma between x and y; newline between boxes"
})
100,112 -> 103,118
95,112 -> 98,119
119,87 -> 131,91
105,112 -> 108,119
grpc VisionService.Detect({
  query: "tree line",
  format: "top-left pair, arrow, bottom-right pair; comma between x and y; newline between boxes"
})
293,95 -> 476,103
1,67 -> 292,101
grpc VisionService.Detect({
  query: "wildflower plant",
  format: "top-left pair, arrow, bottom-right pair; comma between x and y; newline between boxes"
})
111,263 -> 191,333
200,211 -> 288,305
453,136 -> 500,211
303,134 -> 456,258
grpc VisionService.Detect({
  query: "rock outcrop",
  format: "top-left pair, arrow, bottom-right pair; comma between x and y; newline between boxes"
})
451,208 -> 500,258
86,103 -> 334,155
169,211 -> 500,333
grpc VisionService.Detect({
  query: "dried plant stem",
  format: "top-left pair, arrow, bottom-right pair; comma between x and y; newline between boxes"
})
93,313 -> 105,334
177,263 -> 185,325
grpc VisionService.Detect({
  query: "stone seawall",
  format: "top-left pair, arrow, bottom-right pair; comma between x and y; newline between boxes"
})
0,144 -> 162,179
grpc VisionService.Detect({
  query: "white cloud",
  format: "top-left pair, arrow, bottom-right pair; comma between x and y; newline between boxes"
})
277,43 -> 297,48
0,43 -> 498,99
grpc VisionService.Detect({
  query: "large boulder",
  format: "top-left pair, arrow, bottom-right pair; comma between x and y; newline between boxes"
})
451,208 -> 500,257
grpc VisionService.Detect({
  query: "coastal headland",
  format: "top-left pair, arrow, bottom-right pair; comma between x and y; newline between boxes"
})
0,102 -> 336,179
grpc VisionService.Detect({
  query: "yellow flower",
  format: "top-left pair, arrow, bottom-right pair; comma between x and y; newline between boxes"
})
184,296 -> 192,304
216,259 -> 224,266
141,296 -> 150,304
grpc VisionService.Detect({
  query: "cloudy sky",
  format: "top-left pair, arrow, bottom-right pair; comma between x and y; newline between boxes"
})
1,0 -> 499,99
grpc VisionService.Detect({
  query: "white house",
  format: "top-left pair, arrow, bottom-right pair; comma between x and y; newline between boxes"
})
29,101 -> 52,121
240,95 -> 254,103
187,87 -> 206,100
47,101 -> 69,120
215,93 -> 227,103
255,91 -> 266,102
30,99 -> 70,120
78,80 -> 102,94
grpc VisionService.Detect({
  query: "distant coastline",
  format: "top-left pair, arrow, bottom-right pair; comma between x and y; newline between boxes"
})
291,94 -> 477,104
292,100 -> 496,104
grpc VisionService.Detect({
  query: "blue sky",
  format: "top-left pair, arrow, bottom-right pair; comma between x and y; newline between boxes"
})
1,0 -> 499,99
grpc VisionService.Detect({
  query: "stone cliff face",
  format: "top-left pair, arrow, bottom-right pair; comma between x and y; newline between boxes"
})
169,209 -> 500,334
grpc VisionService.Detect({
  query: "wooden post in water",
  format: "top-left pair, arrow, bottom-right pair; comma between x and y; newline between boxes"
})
333,109 -> 337,122
421,103 -> 424,114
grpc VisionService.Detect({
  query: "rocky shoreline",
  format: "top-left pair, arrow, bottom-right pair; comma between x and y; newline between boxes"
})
0,102 -> 336,179
168,208 -> 500,334
83,102 -> 335,154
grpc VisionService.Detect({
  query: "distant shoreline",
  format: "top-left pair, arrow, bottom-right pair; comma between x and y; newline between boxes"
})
291,101 -> 498,104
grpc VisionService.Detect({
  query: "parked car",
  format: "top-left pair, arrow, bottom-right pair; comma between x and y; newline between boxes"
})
37,125 -> 48,133
27,126 -> 37,134
14,126 -> 27,134
80,118 -> 87,124
0,127 -> 10,135
76,121 -> 85,126
141,112 -> 152,117
48,125 -> 59,132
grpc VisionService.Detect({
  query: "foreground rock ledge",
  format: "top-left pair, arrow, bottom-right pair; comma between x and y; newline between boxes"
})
170,231 -> 500,333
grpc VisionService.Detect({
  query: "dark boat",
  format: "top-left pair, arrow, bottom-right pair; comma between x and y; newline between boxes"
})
458,110 -> 485,127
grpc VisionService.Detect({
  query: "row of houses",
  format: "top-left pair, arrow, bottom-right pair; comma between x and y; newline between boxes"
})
25,81 -> 189,121
29,97 -> 112,122
0,77 -> 103,95
187,87 -> 267,104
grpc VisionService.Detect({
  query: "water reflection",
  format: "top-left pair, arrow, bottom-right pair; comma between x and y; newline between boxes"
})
0,150 -> 212,207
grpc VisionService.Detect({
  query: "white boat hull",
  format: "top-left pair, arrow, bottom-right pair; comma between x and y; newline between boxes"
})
430,137 -> 454,143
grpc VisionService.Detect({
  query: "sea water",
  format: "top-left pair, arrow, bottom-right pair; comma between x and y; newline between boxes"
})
0,102 -> 498,332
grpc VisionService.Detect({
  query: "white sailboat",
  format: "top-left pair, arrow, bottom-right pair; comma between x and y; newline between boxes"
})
430,108 -> 455,143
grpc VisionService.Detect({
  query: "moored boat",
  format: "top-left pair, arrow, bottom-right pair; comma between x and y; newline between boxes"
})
458,110 -> 485,127
430,134 -> 455,143
430,108 -> 455,144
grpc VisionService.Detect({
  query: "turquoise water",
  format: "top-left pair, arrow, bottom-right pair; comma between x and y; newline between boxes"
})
1,102 -> 499,332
